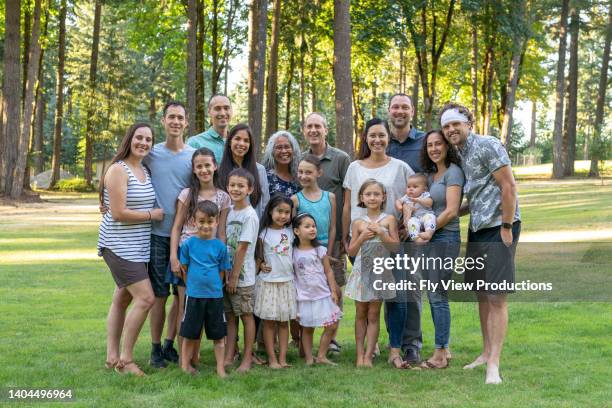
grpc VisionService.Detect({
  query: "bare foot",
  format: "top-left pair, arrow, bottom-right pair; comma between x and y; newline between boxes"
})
463,354 -> 488,369
236,360 -> 252,373
485,363 -> 502,384
305,358 -> 315,366
217,368 -> 227,378
181,365 -> 198,376
356,355 -> 364,367
315,357 -> 337,366
419,230 -> 434,241
280,361 -> 292,368
252,353 -> 267,366
362,357 -> 374,368
268,361 -> 282,369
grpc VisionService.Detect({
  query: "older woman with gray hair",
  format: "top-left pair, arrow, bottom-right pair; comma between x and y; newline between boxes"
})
262,130 -> 301,197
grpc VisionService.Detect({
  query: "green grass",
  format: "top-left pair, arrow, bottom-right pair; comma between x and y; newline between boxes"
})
1,183 -> 611,407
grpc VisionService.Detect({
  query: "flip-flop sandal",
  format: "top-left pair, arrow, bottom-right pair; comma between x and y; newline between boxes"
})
252,353 -> 267,366
105,360 -> 118,369
388,355 -> 408,369
115,360 -> 146,376
419,359 -> 448,369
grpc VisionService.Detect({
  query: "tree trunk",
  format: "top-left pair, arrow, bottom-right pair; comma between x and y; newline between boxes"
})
2,0 -> 22,196
285,50 -> 294,130
196,0 -> 206,132
50,0 -> 67,189
589,2 -> 611,176
31,6 -> 48,179
562,6 -> 579,176
399,48 -> 405,92
552,0 -> 569,179
482,45 -> 494,135
500,0 -> 526,148
211,0 -> 220,95
333,0 -> 354,155
529,99 -> 536,148
265,0 -> 281,139
471,19 -> 478,131
412,67 -> 418,127
186,0 -> 198,136
84,0 -> 102,187
23,0 -> 31,107
223,0 -> 238,96
14,0 -> 42,196
371,82 -> 377,118
247,0 -> 268,154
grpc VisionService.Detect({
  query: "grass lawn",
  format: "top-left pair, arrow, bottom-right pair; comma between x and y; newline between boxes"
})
1,181 -> 611,407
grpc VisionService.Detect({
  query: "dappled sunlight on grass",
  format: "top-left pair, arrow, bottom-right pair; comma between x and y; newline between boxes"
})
1,250 -> 100,264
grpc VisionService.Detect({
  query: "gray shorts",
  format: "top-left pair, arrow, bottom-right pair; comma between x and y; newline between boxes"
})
101,248 -> 149,288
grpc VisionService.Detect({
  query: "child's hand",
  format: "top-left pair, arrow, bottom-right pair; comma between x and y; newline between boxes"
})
170,256 -> 181,276
259,262 -> 272,273
227,276 -> 238,294
360,227 -> 376,240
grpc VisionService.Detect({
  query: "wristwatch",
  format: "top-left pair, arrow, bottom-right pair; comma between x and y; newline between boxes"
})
502,222 -> 513,229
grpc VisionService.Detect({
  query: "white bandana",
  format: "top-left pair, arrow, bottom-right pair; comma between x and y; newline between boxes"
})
440,109 -> 469,127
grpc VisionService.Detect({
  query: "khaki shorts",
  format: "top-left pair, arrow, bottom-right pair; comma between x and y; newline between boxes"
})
223,285 -> 255,316
328,241 -> 347,287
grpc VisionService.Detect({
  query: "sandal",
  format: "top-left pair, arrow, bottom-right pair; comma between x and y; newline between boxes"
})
115,360 -> 145,376
105,359 -> 118,369
388,355 -> 408,369
419,359 -> 449,369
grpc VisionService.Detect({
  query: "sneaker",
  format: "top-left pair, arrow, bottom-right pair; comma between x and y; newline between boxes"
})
328,340 -> 341,354
403,348 -> 421,365
162,345 -> 179,363
150,347 -> 168,368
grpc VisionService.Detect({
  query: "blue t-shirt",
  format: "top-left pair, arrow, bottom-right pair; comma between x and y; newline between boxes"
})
179,237 -> 230,298
144,143 -> 195,237
387,127 -> 426,173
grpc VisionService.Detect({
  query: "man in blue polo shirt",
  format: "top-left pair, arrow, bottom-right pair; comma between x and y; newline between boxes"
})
385,93 -> 426,365
187,94 -> 232,163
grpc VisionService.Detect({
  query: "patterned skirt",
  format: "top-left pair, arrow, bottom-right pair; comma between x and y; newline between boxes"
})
297,296 -> 343,328
254,279 -> 297,321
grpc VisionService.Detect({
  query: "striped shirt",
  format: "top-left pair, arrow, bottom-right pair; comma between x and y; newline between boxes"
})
97,161 -> 157,262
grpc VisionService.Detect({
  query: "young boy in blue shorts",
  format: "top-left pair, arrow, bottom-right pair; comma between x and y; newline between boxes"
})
179,200 -> 231,377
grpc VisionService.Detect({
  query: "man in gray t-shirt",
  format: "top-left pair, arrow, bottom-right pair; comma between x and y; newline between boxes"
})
441,102 -> 520,385
301,112 -> 350,353
144,101 -> 194,369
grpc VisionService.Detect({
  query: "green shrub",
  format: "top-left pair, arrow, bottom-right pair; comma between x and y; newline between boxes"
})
54,178 -> 95,192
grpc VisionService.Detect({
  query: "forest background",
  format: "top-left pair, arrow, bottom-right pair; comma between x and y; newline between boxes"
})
0,0 -> 610,199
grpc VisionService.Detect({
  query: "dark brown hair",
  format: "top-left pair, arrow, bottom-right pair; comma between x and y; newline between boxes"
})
186,148 -> 222,223
99,123 -> 154,205
195,200 -> 220,218
420,129 -> 461,174
300,154 -> 322,170
218,123 -> 262,206
357,118 -> 390,160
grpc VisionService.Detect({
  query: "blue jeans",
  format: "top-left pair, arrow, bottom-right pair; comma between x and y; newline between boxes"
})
426,229 -> 460,349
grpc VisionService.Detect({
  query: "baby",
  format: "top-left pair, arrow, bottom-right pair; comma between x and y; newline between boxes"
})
395,173 -> 437,242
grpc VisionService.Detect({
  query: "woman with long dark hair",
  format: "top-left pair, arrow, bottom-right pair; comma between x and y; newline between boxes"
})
342,118 -> 414,369
218,123 -> 269,218
98,123 -> 163,376
418,129 -> 464,369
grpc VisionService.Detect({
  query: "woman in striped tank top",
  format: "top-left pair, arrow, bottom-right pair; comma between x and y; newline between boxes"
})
98,123 -> 164,376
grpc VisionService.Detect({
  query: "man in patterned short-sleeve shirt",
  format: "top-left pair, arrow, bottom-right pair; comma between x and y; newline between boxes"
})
441,102 -> 520,385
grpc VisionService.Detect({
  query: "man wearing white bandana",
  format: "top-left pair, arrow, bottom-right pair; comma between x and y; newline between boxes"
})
440,102 -> 521,385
